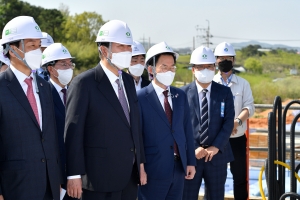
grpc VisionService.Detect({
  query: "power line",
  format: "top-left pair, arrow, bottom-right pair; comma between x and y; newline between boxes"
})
214,36 -> 300,42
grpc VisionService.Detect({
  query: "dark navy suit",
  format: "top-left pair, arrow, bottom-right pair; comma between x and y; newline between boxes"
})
137,83 -> 196,200
181,81 -> 235,200
141,77 -> 150,88
65,63 -> 145,199
0,68 -> 62,200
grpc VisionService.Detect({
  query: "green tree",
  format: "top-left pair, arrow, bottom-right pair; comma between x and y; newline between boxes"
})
63,12 -> 105,43
240,45 -> 266,58
244,57 -> 263,74
0,0 -> 64,41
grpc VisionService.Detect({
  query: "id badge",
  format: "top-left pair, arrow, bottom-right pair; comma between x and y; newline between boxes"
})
221,102 -> 225,117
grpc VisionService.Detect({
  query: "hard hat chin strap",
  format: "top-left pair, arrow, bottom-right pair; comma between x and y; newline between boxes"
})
102,43 -> 124,90
6,40 -> 39,93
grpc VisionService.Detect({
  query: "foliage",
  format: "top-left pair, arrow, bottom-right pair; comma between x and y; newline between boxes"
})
240,45 -> 266,58
63,12 -> 105,43
244,57 -> 263,74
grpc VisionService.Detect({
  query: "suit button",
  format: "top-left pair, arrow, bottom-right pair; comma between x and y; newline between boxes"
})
41,138 -> 45,142
172,130 -> 175,133
130,148 -> 134,152
170,146 -> 173,149
41,159 -> 45,162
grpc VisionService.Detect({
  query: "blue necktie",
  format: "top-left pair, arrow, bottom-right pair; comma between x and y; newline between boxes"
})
200,89 -> 208,145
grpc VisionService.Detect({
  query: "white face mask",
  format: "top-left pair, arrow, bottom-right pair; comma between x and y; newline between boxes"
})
20,48 -> 43,70
194,69 -> 215,83
156,71 -> 175,86
110,51 -> 132,70
129,64 -> 144,77
53,68 -> 73,85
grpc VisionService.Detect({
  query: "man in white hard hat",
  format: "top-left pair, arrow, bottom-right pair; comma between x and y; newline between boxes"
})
42,43 -> 75,200
181,46 -> 234,200
0,16 -> 63,200
0,45 -> 10,73
64,20 -> 145,200
137,41 -> 196,200
38,32 -> 55,81
213,42 -> 254,200
128,41 -> 150,91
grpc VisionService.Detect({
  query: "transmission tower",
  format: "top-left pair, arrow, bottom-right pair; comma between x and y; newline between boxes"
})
195,20 -> 213,47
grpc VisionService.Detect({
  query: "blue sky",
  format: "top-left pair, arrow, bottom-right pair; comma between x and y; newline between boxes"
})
23,0 -> 300,49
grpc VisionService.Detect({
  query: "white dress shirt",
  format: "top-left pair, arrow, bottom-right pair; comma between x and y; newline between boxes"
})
50,78 -> 67,104
68,61 -> 131,180
101,61 -> 130,110
134,77 -> 142,91
152,81 -> 173,110
213,72 -> 255,138
10,65 -> 43,130
195,81 -> 212,121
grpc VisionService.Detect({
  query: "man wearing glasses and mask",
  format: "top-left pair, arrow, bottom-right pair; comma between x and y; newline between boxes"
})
138,41 -> 196,200
182,46 -> 234,200
41,43 -> 75,200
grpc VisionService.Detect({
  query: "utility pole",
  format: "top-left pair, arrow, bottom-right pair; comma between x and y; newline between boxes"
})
195,20 -> 213,47
139,34 -> 146,48
193,36 -> 195,51
148,37 -> 151,51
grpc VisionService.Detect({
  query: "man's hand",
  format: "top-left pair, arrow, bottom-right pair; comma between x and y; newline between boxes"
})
67,178 -> 82,199
231,120 -> 239,135
205,146 -> 219,162
0,195 -> 4,200
185,166 -> 196,180
139,163 -> 147,185
195,147 -> 208,159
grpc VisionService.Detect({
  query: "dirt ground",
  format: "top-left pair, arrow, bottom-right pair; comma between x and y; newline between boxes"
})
250,99 -> 300,129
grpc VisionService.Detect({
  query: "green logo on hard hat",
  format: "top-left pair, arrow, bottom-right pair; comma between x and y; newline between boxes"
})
5,28 -> 17,35
99,30 -> 109,36
35,26 -> 41,31
126,32 -> 131,37
224,48 -> 228,52
166,46 -> 171,50
202,54 -> 207,59
62,49 -> 68,54
42,54 -> 46,59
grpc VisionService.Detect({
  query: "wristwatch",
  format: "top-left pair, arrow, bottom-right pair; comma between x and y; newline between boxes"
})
235,118 -> 242,126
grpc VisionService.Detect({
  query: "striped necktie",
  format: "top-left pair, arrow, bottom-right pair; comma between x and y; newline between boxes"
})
200,89 -> 208,145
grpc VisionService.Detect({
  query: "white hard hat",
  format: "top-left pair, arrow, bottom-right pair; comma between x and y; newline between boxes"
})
190,46 -> 216,65
95,20 -> 133,45
41,43 -> 74,66
0,44 -> 10,66
145,41 -> 179,66
132,41 -> 146,56
41,32 -> 54,47
214,42 -> 236,56
0,16 -> 45,45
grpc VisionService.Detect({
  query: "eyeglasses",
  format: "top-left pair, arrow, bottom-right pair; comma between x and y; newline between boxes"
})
157,65 -> 177,72
55,62 -> 75,70
217,56 -> 234,61
193,65 -> 215,71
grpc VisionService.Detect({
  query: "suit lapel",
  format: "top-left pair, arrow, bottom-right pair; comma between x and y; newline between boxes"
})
189,82 -> 200,122
50,82 -> 65,116
209,82 -> 218,119
6,68 -> 40,129
145,84 -> 170,127
95,64 -> 130,127
170,87 -> 180,126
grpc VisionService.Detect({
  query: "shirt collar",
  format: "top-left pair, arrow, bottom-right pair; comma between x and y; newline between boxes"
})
100,61 -> 119,85
50,78 -> 66,93
152,81 -> 170,97
10,64 -> 33,84
215,71 -> 237,84
195,80 -> 212,94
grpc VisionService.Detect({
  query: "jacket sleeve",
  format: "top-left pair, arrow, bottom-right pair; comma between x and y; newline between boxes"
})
183,92 -> 197,166
64,76 -> 89,176
211,88 -> 235,153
